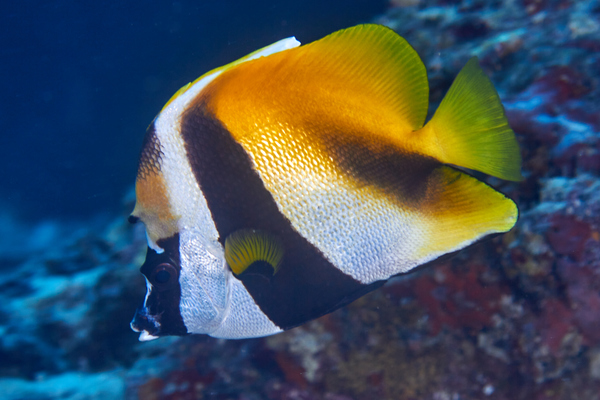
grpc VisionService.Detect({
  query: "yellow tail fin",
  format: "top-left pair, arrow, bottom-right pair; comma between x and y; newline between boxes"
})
424,57 -> 523,181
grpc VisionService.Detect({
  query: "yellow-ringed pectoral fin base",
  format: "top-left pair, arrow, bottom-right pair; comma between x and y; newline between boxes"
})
225,229 -> 285,275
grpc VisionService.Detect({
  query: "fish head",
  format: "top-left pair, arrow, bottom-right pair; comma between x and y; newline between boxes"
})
129,114 -> 233,340
130,223 -> 231,341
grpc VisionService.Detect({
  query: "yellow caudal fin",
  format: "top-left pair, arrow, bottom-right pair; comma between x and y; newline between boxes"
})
423,57 -> 523,181
415,166 -> 518,260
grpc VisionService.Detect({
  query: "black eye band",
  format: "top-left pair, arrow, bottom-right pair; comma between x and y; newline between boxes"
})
128,215 -> 140,224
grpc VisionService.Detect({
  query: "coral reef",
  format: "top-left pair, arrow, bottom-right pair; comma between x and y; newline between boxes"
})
1,0 -> 600,399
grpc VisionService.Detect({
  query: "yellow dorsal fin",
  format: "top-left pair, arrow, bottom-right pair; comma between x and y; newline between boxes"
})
420,57 -> 523,181
162,36 -> 301,111
224,229 -> 284,275
297,24 -> 429,132
207,24 -> 429,139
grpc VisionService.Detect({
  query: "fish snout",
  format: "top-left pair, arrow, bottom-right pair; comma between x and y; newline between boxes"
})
130,307 -> 161,341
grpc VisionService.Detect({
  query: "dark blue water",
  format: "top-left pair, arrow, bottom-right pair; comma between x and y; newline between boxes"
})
1,0 -> 386,222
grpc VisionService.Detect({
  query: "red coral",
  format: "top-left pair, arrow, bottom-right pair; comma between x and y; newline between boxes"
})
558,259 -> 600,345
407,262 -> 509,335
532,66 -> 591,107
523,0 -> 572,15
505,109 -> 561,148
274,351 -> 308,389
554,143 -> 600,176
138,377 -> 165,400
535,298 -> 574,353
138,369 -> 215,400
523,0 -> 546,15
546,215 -> 591,261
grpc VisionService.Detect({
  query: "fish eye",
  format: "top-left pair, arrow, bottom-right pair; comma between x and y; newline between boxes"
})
155,269 -> 171,283
150,263 -> 178,289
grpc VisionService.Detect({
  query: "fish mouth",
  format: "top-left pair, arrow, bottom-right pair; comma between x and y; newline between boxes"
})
130,307 -> 161,341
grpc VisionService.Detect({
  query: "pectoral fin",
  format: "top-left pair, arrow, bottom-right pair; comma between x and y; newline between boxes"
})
225,229 -> 284,275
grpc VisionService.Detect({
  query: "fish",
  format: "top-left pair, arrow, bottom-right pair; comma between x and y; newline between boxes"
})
129,24 -> 522,341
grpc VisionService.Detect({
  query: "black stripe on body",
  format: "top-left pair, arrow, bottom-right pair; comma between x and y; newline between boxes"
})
321,130 -> 441,208
180,100 -> 383,330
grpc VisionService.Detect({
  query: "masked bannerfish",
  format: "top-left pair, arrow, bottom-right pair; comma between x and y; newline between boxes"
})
129,24 -> 522,341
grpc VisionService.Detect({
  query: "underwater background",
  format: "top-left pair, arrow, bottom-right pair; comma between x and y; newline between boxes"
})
1,0 -> 599,399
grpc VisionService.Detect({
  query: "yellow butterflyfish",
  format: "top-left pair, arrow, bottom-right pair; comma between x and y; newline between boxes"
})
129,24 -> 521,340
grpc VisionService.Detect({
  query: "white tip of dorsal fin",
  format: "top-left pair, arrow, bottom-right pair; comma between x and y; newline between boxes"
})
159,36 -> 301,112
244,37 -> 301,62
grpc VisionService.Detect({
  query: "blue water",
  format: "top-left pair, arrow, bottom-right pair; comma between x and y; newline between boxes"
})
1,0 -> 386,222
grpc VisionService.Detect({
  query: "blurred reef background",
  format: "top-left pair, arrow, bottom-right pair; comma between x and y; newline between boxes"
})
1,0 -> 600,399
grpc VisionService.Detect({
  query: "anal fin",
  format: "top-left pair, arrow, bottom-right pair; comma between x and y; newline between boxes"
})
415,166 -> 518,260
